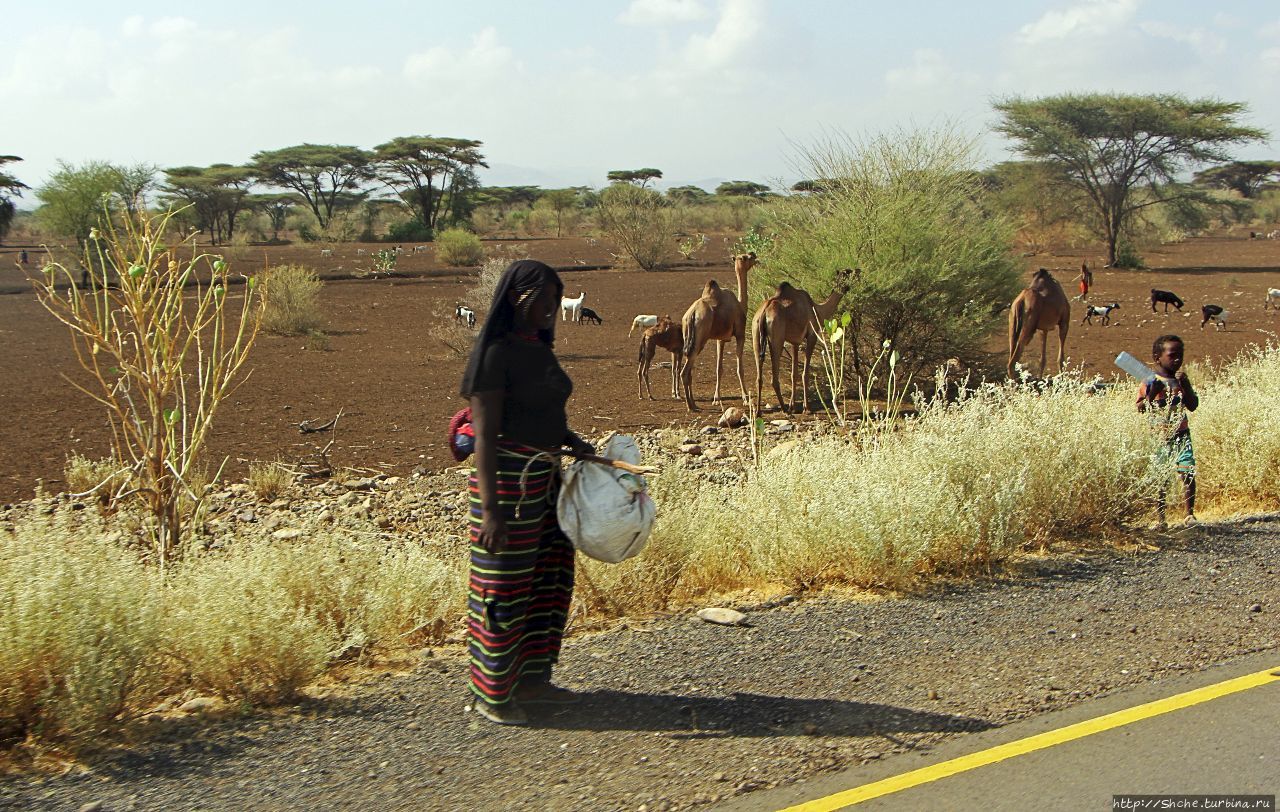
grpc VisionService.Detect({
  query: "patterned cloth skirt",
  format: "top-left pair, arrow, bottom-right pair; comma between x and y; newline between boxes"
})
466,440 -> 575,707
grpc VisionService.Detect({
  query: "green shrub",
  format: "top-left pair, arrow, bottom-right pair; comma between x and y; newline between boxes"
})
435,228 -> 485,266
1113,238 -> 1145,269
594,183 -> 674,270
758,127 -> 1022,380
259,264 -> 324,336
387,219 -> 432,242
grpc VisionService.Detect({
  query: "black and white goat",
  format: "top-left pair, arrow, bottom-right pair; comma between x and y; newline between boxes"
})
1081,301 -> 1120,326
1200,304 -> 1228,331
455,304 -> 476,328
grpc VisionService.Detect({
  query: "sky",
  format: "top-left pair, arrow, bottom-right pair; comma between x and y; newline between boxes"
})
3,0 -> 1279,199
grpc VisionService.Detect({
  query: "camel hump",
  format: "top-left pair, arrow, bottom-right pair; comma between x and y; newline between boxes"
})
776,281 -> 796,296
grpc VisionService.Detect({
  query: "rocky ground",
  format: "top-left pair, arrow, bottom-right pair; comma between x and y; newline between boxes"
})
1,436 -> 1276,812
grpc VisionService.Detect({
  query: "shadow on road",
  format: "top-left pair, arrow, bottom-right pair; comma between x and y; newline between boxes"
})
530,690 -> 993,738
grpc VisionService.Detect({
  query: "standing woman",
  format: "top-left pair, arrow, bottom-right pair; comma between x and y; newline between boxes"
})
459,259 -> 594,726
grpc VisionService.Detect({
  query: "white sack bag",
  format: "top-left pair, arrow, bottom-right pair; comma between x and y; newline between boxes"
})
557,434 -> 656,563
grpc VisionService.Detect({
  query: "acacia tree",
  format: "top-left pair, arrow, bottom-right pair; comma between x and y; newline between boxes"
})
112,163 -> 158,217
994,93 -> 1268,266
715,180 -> 771,198
161,165 -> 254,245
35,160 -> 122,247
0,155 -> 28,244
371,136 -> 487,237
666,185 -> 710,205
246,193 -> 298,241
1193,161 -> 1280,199
607,168 -> 663,187
251,144 -> 373,230
540,188 -> 580,237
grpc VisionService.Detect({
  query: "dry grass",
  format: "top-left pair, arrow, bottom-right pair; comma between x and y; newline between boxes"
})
0,511 -> 464,744
247,459 -> 292,501
63,453 -> 130,505
259,264 -> 324,336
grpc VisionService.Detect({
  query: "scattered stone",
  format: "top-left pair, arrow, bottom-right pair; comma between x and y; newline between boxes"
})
77,803 -> 105,812
769,419 -> 793,429
678,443 -> 703,456
766,440 -> 800,460
700,426 -> 719,435
928,689 -> 939,700
272,528 -> 304,541
235,510 -> 256,523
343,478 -> 375,491
696,607 -> 748,626
704,447 -> 728,461
179,697 -> 218,714
718,407 -> 747,428
1248,603 -> 1262,613
268,499 -> 289,510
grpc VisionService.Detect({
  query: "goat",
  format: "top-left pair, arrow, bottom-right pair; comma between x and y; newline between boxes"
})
356,248 -> 366,256
629,314 -> 659,337
1268,230 -> 1280,240
1149,289 -> 1184,313
455,304 -> 476,328
1200,305 -> 1227,331
320,248 -> 333,257
560,291 -> 585,322
579,306 -> 602,326
413,245 -> 429,254
1265,289 -> 1280,310
1081,301 -> 1120,326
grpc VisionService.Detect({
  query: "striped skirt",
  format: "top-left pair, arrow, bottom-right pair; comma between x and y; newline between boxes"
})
467,441 -> 575,707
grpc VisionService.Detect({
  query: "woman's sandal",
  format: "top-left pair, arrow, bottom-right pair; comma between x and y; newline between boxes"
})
470,698 -> 529,726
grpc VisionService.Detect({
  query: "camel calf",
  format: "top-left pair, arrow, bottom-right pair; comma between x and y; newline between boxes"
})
637,316 -> 684,400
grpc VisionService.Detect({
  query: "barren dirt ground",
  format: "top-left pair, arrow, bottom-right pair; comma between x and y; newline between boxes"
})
2,231 -> 1279,503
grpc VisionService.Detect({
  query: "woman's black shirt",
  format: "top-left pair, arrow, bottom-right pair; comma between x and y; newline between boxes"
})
469,335 -> 572,448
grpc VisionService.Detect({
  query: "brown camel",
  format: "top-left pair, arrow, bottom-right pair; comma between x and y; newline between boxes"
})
1007,267 -> 1071,379
752,268 -> 859,413
680,252 -> 756,411
636,315 -> 684,400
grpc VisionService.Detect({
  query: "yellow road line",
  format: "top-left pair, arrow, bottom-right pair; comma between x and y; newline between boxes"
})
782,666 -> 1280,811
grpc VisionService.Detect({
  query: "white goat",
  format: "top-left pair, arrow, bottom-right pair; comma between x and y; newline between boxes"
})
561,291 -> 586,322
413,245 -> 429,254
319,248 -> 333,257
455,304 -> 476,328
1268,230 -> 1280,239
1266,289 -> 1280,310
629,314 -> 659,337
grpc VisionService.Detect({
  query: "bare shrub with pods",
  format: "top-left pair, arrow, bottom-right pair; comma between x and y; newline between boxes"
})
29,207 -> 263,572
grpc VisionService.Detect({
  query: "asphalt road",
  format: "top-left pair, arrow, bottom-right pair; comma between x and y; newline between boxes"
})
737,652 -> 1279,812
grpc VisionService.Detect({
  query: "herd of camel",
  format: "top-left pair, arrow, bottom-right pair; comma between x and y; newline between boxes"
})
627,257 -> 1162,413
634,252 -> 862,413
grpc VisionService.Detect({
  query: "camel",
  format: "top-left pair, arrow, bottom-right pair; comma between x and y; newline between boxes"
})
1007,267 -> 1071,379
752,268 -> 859,413
680,252 -> 756,411
636,315 -> 684,400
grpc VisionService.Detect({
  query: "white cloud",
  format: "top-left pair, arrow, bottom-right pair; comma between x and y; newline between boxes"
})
1017,0 -> 1140,45
680,0 -> 764,72
403,27 -> 517,84
620,0 -> 710,26
1139,21 -> 1225,56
